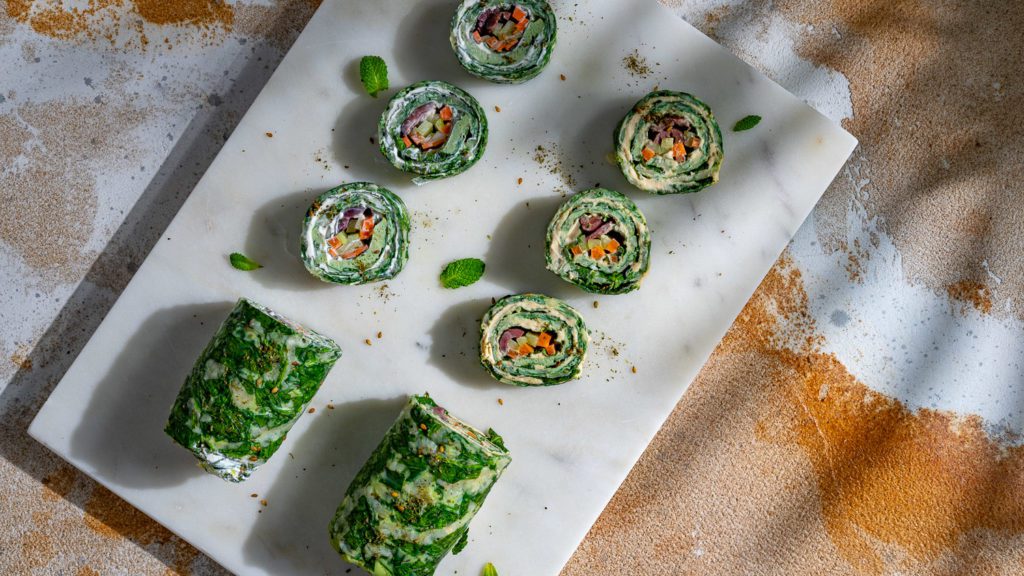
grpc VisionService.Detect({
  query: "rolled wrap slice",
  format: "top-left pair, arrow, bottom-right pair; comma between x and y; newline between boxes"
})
450,0 -> 557,84
615,90 -> 724,194
379,80 -> 488,183
329,394 -> 511,575
165,298 -> 341,482
480,293 -> 589,386
301,182 -> 411,285
546,188 -> 651,294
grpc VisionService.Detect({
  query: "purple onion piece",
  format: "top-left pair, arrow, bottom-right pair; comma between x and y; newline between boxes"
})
475,8 -> 494,32
587,222 -> 614,240
400,103 -> 438,136
579,214 -> 603,232
499,327 -> 526,354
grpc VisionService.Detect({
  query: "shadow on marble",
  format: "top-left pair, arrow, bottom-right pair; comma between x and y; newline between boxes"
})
484,194 -> 575,300
390,0 -> 489,91
243,188 -> 339,292
427,297 -> 507,391
330,93 -> 409,191
240,395 -> 406,574
68,302 -> 234,488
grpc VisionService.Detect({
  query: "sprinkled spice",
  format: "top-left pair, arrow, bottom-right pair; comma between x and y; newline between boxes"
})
593,301 -> 599,308
560,73 -> 566,81
631,366 -> 637,374
377,331 -> 383,339
517,177 -> 523,185
308,407 -> 316,414
364,339 -> 372,346
260,499 -> 268,507
495,105 -> 501,112
265,131 -> 273,138
622,49 -> 652,77
497,398 -> 504,405
328,403 -> 335,410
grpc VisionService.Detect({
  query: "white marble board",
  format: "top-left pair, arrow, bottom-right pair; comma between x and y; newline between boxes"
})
29,0 -> 856,574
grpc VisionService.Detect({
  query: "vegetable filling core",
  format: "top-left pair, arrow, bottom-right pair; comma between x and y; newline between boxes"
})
472,4 -> 530,52
568,214 -> 624,264
326,206 -> 376,260
499,327 -> 557,359
641,115 -> 702,164
400,102 -> 454,150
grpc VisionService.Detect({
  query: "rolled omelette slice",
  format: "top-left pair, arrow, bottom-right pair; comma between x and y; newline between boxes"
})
546,188 -> 652,294
480,293 -> 589,386
450,0 -> 557,84
379,80 -> 488,183
165,298 -> 341,482
615,90 -> 724,194
301,182 -> 411,285
329,394 -> 511,575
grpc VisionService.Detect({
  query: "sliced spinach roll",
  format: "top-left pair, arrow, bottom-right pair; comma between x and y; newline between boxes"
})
379,81 -> 488,182
301,182 -> 411,285
615,90 -> 724,194
329,394 -> 511,575
546,188 -> 651,294
165,298 -> 341,482
479,293 -> 589,386
450,0 -> 557,84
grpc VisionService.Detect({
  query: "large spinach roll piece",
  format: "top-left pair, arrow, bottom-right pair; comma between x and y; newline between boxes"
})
329,394 -> 511,576
546,188 -> 651,294
165,298 -> 341,482
301,182 -> 411,285
615,90 -> 724,194
480,293 -> 589,386
450,0 -> 557,84
379,81 -> 488,182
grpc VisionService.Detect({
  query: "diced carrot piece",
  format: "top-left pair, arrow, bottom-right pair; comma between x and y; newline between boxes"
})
686,137 -> 701,149
507,349 -> 520,359
439,106 -> 453,121
673,141 -> 687,161
590,246 -> 606,259
570,245 -> 583,256
512,5 -> 527,22
515,18 -> 529,32
641,147 -> 656,162
440,121 -> 452,134
328,247 -> 338,258
609,253 -> 619,264
517,343 -> 534,355
472,30 -> 483,43
486,36 -> 500,50
536,332 -> 552,347
327,236 -> 342,249
402,135 -> 412,148
341,244 -> 368,259
359,217 -> 375,240
544,345 -> 556,356
604,238 -> 620,253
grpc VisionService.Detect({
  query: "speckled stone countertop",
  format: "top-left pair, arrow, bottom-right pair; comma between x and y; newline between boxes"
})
2,1 -> 1022,575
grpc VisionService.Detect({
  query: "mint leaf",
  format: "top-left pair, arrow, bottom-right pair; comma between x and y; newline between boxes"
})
229,252 -> 262,271
440,258 -> 485,289
482,563 -> 498,576
733,115 -> 761,132
359,56 -> 389,98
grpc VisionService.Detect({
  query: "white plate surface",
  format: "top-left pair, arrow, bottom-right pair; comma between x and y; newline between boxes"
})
30,0 -> 856,574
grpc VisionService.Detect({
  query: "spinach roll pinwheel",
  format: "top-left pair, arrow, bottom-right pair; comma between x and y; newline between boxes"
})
301,182 -> 411,285
615,90 -> 724,194
450,0 -> 557,84
165,298 -> 341,482
329,394 -> 511,575
546,188 -> 651,294
479,293 -> 589,386
379,81 -> 488,182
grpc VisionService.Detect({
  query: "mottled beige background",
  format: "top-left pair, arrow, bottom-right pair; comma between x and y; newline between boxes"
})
1,1 -> 1022,575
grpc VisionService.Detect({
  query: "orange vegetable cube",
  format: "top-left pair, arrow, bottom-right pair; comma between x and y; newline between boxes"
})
486,36 -> 501,50
590,246 -> 606,259
439,106 -> 453,121
641,147 -> 656,162
609,253 -> 619,263
359,217 -> 375,240
686,137 -> 701,149
402,135 -> 412,148
517,343 -> 534,356
328,247 -> 338,258
570,245 -> 583,256
440,121 -> 452,134
536,332 -> 552,347
515,18 -> 529,32
472,30 -> 483,43
327,236 -> 342,249
341,244 -> 368,260
512,5 -> 527,21
604,238 -> 620,253
673,141 -> 687,161
544,345 -> 556,356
